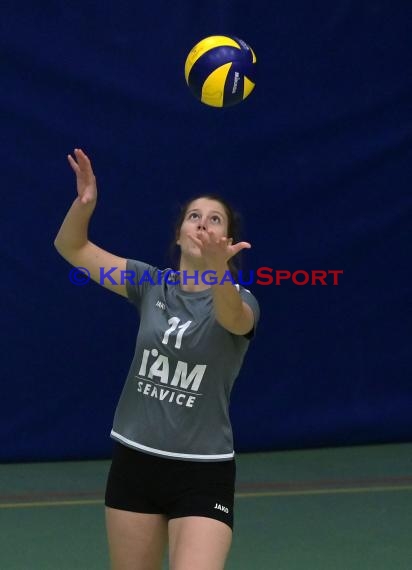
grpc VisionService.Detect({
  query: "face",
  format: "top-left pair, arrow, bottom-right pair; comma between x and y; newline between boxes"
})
177,198 -> 229,259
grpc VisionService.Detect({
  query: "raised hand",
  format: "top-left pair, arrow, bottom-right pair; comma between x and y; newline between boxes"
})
67,148 -> 97,205
187,230 -> 251,271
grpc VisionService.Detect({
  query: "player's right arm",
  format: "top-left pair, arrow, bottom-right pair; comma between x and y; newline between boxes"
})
54,148 -> 128,297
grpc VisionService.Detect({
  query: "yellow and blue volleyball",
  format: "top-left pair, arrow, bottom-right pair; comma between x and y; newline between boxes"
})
184,35 -> 257,108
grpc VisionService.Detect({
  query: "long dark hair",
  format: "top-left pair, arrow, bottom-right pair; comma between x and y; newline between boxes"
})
169,194 -> 243,281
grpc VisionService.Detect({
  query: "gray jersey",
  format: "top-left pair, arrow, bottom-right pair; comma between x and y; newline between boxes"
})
110,259 -> 260,461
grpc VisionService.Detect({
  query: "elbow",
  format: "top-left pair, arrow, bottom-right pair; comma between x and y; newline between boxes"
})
230,316 -> 255,336
54,235 -> 63,254
217,311 -> 255,336
53,234 -> 71,258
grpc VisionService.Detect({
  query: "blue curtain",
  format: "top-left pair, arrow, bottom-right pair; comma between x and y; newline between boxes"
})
1,1 -> 411,460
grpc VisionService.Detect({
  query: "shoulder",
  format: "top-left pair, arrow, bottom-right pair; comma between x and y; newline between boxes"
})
235,283 -> 260,310
125,259 -> 167,306
234,283 -> 260,338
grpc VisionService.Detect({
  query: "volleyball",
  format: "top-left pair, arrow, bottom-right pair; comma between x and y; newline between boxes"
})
184,35 -> 257,108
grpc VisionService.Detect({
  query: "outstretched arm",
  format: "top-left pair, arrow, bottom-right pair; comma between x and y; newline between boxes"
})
54,148 -> 128,297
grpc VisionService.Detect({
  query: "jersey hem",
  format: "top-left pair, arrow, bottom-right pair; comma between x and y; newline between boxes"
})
110,430 -> 235,461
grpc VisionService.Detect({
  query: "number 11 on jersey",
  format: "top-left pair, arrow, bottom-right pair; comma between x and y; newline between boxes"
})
162,317 -> 192,349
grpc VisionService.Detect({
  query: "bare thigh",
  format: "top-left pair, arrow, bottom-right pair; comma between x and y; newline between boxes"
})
105,507 -> 168,570
168,516 -> 232,570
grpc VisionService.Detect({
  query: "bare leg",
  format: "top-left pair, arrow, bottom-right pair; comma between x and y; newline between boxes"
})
105,507 -> 168,570
168,516 -> 232,570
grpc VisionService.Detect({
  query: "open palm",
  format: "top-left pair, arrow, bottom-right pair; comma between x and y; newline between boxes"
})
67,148 -> 97,205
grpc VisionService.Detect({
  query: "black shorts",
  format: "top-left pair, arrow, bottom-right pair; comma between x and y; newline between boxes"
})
105,443 -> 236,530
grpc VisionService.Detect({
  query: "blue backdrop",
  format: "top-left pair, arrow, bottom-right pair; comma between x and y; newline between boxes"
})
1,1 -> 411,461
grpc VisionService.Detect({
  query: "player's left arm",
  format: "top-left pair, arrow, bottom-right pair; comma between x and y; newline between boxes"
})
186,230 -> 256,335
211,277 -> 255,335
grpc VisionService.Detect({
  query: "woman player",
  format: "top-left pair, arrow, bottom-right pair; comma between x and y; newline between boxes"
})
54,148 -> 259,570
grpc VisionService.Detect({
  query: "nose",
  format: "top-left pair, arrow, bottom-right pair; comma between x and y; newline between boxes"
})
197,221 -> 207,231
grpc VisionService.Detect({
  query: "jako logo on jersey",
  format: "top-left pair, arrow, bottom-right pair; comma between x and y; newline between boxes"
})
155,300 -> 166,310
214,503 -> 229,513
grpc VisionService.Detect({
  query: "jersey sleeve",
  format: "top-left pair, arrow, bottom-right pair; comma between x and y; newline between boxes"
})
237,285 -> 260,339
125,259 -> 160,309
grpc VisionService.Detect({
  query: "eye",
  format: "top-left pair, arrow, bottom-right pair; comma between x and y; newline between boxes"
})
210,215 -> 222,224
188,212 -> 200,220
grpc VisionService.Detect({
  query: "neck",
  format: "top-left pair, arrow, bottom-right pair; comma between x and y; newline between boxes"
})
178,257 -> 210,292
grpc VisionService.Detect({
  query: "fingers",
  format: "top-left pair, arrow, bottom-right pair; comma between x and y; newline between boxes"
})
67,153 -> 80,173
74,148 -> 92,169
187,234 -> 203,247
188,232 -> 251,257
67,148 -> 93,175
67,148 -> 97,204
231,241 -> 251,256
204,234 -> 251,252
